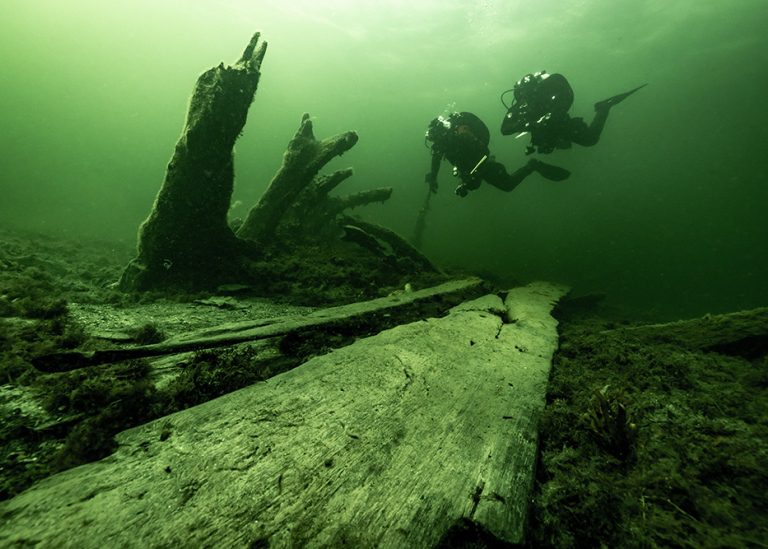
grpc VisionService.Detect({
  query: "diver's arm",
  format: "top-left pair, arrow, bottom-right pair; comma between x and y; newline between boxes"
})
500,107 -> 518,136
425,148 -> 442,193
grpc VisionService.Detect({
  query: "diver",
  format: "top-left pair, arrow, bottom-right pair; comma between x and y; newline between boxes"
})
424,111 -> 570,198
500,71 -> 646,155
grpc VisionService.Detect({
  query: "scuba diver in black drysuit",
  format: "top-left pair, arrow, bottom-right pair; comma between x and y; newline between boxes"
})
424,111 -> 570,198
500,71 -> 646,157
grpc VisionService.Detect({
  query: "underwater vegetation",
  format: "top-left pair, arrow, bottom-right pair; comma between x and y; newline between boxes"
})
584,384 -> 637,463
531,312 -> 768,548
35,360 -> 157,470
126,322 -> 166,345
166,345 -> 283,410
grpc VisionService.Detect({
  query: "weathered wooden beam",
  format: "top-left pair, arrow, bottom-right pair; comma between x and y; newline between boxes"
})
602,307 -> 768,351
32,277 -> 484,372
1,281 -> 568,547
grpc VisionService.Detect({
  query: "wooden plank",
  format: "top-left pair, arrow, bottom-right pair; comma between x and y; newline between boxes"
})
33,277 -> 485,372
2,282 -> 567,547
602,307 -> 768,350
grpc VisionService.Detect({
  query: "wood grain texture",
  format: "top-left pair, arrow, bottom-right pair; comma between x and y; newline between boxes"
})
34,277 -> 485,371
1,282 -> 567,548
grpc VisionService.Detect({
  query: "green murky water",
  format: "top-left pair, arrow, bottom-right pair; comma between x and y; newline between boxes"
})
1,0 -> 766,318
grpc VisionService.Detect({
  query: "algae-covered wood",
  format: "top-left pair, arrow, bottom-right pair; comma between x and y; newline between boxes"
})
603,306 -> 768,351
34,277 -> 485,371
1,282 -> 568,547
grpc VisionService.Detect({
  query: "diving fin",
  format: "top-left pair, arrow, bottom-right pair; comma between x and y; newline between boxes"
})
594,83 -> 647,111
530,159 -> 571,181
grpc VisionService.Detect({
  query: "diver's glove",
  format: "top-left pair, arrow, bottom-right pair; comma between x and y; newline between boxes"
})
455,184 -> 469,198
425,172 -> 438,194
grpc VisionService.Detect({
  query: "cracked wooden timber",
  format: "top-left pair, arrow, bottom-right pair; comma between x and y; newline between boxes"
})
1,281 -> 569,548
33,277 -> 481,372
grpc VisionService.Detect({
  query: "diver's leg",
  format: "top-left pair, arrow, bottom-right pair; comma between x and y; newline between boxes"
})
574,83 -> 647,147
570,112 -> 607,147
529,158 -> 571,181
594,83 -> 647,111
482,158 -> 570,191
481,160 -> 534,192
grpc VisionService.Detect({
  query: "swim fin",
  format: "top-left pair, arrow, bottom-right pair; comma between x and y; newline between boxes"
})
530,159 -> 571,181
594,83 -> 647,111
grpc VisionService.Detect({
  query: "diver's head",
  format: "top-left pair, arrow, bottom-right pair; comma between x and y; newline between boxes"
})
500,71 -> 550,135
516,72 -> 573,114
514,71 -> 548,103
504,71 -> 573,132
425,115 -> 451,142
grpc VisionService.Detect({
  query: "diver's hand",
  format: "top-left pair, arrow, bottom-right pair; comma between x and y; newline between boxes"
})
425,173 -> 438,194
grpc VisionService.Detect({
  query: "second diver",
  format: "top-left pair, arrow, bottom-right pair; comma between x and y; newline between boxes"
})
500,71 -> 646,156
424,111 -> 570,198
